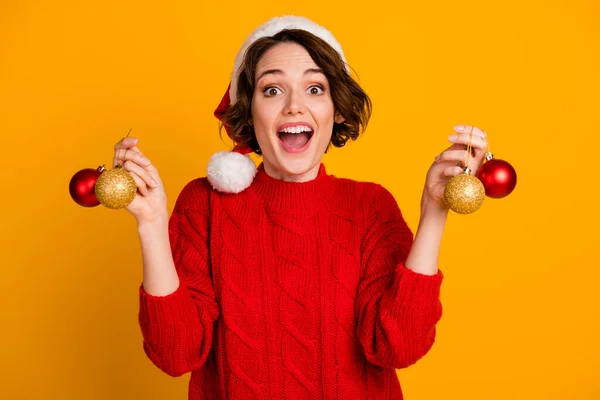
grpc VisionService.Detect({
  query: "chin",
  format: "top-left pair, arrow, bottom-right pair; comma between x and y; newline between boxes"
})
277,158 -> 318,176
261,129 -> 328,179
268,144 -> 324,179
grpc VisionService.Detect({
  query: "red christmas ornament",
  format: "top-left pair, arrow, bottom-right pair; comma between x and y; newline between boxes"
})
69,165 -> 106,207
476,153 -> 517,199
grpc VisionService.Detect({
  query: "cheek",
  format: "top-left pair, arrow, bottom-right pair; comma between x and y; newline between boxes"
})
312,97 -> 336,120
314,109 -> 336,132
314,104 -> 336,145
252,99 -> 277,128
251,104 -> 276,149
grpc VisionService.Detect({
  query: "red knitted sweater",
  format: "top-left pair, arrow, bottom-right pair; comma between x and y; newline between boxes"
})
138,163 -> 443,399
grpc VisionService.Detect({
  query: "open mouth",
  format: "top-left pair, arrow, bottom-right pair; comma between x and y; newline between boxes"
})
277,125 -> 314,153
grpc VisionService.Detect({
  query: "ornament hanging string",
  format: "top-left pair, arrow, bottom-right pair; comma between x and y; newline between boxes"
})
463,130 -> 473,172
117,128 -> 133,167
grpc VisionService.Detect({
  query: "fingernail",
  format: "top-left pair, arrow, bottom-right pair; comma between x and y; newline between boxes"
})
448,134 -> 458,141
434,155 -> 441,161
151,179 -> 158,187
454,125 -> 464,132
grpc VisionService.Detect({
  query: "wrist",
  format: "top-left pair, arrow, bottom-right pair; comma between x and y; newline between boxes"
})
420,193 -> 449,221
137,212 -> 169,233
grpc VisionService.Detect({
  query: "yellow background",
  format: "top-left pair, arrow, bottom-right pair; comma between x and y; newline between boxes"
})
1,0 -> 598,398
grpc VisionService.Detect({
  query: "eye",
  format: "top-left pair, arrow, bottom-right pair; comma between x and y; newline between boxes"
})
264,86 -> 281,97
308,85 -> 324,95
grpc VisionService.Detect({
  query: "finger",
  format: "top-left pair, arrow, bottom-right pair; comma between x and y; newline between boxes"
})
128,170 -> 149,196
448,132 -> 487,151
453,125 -> 487,139
435,149 -> 469,163
443,165 -> 464,178
455,127 -> 489,171
114,137 -> 139,151
113,138 -> 141,167
113,147 -> 151,168
471,137 -> 488,172
123,160 -> 159,188
124,144 -> 141,153
113,141 -> 142,167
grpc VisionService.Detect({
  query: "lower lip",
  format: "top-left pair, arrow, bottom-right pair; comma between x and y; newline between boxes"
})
278,133 -> 313,154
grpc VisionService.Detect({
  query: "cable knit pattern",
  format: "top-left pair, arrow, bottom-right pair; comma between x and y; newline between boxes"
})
138,163 -> 443,400
325,179 -> 366,399
270,210 -> 318,399
217,194 -> 266,398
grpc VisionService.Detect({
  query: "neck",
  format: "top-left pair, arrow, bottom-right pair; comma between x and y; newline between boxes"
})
249,162 -> 336,214
262,159 -> 321,182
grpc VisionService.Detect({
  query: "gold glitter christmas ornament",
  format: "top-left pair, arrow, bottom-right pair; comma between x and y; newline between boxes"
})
443,167 -> 485,214
442,131 -> 486,214
94,165 -> 137,209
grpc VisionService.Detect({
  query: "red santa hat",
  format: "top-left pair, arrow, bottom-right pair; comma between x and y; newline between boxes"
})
208,15 -> 347,193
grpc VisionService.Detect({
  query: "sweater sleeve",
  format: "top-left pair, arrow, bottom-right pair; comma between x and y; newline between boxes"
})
356,184 -> 443,369
138,178 -> 220,377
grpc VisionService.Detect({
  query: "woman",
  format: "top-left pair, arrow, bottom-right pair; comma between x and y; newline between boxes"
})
114,15 -> 488,400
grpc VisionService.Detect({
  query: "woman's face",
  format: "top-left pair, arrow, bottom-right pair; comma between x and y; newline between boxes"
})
251,42 -> 344,182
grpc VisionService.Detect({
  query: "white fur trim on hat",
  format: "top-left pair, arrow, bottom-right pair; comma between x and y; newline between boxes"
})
229,15 -> 347,105
207,151 -> 257,194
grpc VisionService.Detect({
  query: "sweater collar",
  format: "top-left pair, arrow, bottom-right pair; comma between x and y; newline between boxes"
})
249,162 -> 336,213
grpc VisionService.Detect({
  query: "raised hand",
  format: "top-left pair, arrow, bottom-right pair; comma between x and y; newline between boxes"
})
113,137 -> 168,223
422,125 -> 488,211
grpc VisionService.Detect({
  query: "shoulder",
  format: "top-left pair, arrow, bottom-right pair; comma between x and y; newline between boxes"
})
172,177 -> 214,212
331,175 -> 398,210
328,175 -> 404,229
330,176 -> 407,235
328,177 -> 411,251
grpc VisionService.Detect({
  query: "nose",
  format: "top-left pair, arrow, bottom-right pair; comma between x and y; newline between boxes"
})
283,89 -> 306,115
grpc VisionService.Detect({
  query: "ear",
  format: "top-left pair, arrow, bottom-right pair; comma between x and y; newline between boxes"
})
334,112 -> 345,124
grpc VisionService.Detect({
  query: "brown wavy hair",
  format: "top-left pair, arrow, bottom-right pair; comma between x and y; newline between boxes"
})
219,29 -> 372,155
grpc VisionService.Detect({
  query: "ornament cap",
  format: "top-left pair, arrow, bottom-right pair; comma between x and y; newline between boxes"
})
485,152 -> 495,161
97,165 -> 106,173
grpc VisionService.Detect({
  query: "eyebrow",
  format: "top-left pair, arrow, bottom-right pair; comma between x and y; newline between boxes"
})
256,68 -> 324,83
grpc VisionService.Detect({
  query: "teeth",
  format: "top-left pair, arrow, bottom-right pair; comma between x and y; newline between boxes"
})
279,125 -> 312,134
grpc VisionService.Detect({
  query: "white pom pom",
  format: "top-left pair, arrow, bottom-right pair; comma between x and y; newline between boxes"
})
207,151 -> 257,193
